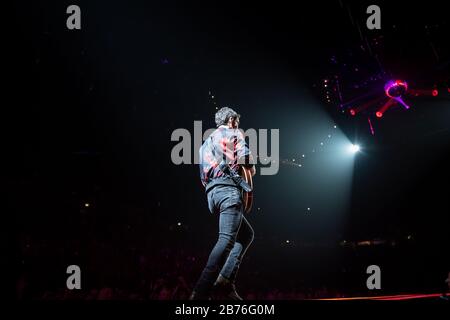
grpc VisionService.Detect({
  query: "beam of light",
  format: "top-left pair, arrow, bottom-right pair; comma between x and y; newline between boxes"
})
393,96 -> 410,109
273,99 -> 355,245
375,98 -> 395,118
408,88 -> 439,97
367,117 -> 375,135
341,95 -> 385,114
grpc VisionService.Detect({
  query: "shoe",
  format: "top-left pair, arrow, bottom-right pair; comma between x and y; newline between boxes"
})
213,274 -> 243,300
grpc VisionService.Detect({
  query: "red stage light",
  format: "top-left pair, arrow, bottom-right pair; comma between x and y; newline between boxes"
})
350,109 -> 356,116
376,111 -> 383,118
432,89 -> 438,97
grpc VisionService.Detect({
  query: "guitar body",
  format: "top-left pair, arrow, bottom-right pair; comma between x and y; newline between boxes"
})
240,166 -> 254,214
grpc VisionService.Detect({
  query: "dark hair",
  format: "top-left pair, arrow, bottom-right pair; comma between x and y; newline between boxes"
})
215,107 -> 240,127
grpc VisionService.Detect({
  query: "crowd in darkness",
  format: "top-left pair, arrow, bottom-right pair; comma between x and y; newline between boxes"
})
15,207 -> 449,300
11,165 -> 449,300
16,237 -> 346,300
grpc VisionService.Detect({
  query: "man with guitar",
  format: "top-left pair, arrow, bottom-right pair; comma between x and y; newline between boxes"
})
190,107 -> 255,300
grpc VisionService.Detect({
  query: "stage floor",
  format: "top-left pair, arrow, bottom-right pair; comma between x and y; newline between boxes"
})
316,293 -> 446,300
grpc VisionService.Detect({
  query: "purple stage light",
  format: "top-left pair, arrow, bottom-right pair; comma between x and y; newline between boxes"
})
384,80 -> 408,98
393,96 -> 410,109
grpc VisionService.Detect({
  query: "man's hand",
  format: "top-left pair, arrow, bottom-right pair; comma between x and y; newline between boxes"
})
250,165 -> 256,176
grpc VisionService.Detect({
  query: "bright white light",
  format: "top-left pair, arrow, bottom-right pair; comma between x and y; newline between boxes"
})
348,144 -> 360,154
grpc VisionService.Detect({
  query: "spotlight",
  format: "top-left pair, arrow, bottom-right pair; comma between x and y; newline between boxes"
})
432,89 -> 438,97
348,144 -> 360,154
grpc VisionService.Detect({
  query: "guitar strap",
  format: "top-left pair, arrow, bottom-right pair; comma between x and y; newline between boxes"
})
218,161 -> 253,193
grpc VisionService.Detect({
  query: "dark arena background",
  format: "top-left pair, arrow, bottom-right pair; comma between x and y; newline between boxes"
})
7,0 -> 450,313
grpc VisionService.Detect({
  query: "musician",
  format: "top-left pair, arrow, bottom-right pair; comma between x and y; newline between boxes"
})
190,107 -> 256,300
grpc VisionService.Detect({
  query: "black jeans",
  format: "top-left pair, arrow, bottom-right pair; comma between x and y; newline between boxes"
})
193,185 -> 254,296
